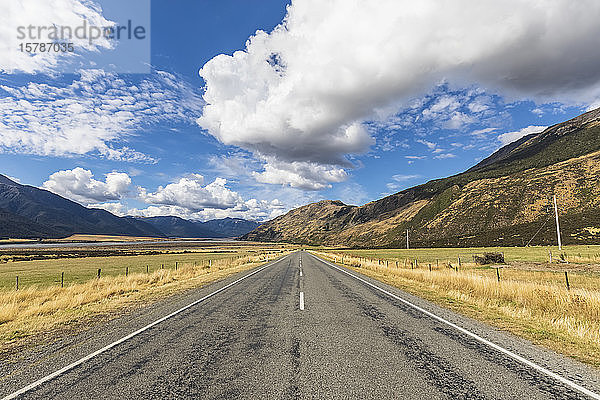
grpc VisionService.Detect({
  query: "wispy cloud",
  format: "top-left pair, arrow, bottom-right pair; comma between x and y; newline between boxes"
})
434,153 -> 457,159
498,126 -> 547,146
0,69 -> 203,162
386,174 -> 422,191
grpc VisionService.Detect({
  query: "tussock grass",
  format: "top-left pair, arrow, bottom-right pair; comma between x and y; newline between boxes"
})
327,244 -> 600,265
0,249 -> 284,289
0,251 -> 289,351
313,250 -> 600,366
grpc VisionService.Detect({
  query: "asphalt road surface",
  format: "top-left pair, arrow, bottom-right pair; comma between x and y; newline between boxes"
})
2,251 -> 600,399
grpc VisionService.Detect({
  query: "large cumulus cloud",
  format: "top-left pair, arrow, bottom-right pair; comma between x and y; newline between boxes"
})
197,0 -> 600,189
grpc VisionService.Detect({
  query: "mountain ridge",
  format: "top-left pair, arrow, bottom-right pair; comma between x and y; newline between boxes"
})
0,176 -> 260,239
243,107 -> 600,247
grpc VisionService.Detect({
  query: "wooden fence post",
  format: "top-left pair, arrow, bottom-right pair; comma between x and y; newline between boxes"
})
97,268 -> 101,279
146,265 -> 149,273
565,271 -> 570,291
61,271 -> 64,288
429,264 -> 432,272
16,275 -> 18,291
126,267 -> 129,277
175,262 -> 178,271
496,267 -> 500,282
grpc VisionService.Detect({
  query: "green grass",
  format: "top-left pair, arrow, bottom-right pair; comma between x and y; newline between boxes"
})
316,244 -> 600,291
0,250 -> 279,290
322,244 -> 600,264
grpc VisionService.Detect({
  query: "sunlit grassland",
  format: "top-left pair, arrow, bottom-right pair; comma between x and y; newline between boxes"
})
0,249 -> 275,289
311,246 -> 600,366
0,248 -> 291,352
326,244 -> 600,264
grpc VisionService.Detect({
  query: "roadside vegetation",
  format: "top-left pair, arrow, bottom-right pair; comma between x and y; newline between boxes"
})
0,247 -> 291,353
312,245 -> 600,366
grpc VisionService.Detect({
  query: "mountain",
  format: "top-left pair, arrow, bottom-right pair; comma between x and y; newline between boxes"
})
138,216 -> 218,238
0,176 -> 261,239
202,218 -> 261,237
140,216 -> 260,238
0,208 -> 63,239
243,108 -> 600,247
0,176 -> 164,239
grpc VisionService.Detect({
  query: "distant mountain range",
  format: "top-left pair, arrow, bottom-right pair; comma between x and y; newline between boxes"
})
138,216 -> 260,239
243,107 -> 600,247
0,176 -> 260,239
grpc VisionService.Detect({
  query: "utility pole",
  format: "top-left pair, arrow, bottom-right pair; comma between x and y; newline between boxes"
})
406,229 -> 409,249
553,195 -> 562,250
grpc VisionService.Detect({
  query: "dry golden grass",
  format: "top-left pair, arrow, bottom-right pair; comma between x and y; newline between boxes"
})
312,250 -> 600,366
0,250 -> 272,288
0,251 -> 290,351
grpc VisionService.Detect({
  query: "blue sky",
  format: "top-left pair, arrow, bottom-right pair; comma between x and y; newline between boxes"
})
1,0 -> 599,221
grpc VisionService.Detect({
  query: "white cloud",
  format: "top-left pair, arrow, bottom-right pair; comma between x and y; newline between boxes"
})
424,95 -> 461,114
470,127 -> 497,137
443,112 -> 475,130
42,166 -> 293,222
197,0 -> 600,189
498,125 -> 547,146
405,155 -> 426,160
587,100 -> 600,112
391,174 -> 421,182
434,153 -> 457,159
140,174 -> 243,211
128,197 -> 286,222
252,158 -> 347,190
0,70 -> 202,161
386,174 -> 422,191
416,139 -> 437,150
468,96 -> 491,113
89,201 -> 127,216
43,167 -> 131,205
1,0 -> 114,74
532,107 -> 544,117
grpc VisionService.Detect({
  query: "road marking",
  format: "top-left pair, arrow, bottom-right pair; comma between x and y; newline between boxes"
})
299,291 -> 305,310
310,253 -> 600,400
300,270 -> 303,277
1,256 -> 287,400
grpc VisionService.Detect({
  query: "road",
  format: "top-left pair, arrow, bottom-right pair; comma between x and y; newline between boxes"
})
2,251 -> 600,399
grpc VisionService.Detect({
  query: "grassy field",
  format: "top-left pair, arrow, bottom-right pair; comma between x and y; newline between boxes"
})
326,244 -> 600,264
56,234 -> 164,242
312,245 -> 600,366
0,249 -> 280,289
0,245 -> 291,353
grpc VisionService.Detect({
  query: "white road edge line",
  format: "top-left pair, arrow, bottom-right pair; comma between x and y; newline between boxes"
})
309,253 -> 600,400
300,270 -> 303,277
2,256 -> 286,400
299,291 -> 305,310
